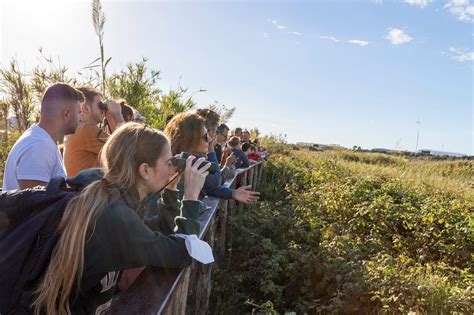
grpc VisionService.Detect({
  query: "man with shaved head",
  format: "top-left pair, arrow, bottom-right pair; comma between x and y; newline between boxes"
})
2,83 -> 84,190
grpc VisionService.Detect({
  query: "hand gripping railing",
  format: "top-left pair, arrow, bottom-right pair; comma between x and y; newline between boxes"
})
107,161 -> 264,315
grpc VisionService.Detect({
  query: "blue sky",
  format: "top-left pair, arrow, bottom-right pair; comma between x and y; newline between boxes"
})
1,0 -> 473,154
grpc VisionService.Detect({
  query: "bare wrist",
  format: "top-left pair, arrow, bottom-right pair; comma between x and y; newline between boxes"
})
183,193 -> 199,201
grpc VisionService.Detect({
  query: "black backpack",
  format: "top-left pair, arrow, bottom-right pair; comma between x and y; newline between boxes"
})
0,169 -> 103,315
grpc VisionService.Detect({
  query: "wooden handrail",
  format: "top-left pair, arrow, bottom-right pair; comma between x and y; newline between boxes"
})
108,161 -> 264,315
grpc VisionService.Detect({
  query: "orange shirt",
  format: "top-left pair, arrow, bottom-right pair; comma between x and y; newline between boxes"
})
64,114 -> 120,176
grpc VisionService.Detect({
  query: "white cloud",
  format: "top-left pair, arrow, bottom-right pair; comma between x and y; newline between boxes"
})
373,0 -> 383,4
444,0 -> 474,22
446,46 -> 474,61
320,35 -> 340,42
348,39 -> 369,46
452,51 -> 474,61
289,31 -> 302,36
386,28 -> 413,45
266,18 -> 290,31
448,47 -> 474,61
450,0 -> 469,5
263,32 -> 269,39
404,0 -> 431,8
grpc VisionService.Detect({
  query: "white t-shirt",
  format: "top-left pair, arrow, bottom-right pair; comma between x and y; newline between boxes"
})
2,124 -> 66,191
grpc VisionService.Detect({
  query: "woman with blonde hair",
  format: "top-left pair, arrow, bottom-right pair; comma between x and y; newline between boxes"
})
33,122 -> 210,314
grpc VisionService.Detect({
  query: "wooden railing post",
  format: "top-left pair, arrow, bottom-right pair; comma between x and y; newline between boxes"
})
251,165 -> 258,190
214,199 -> 228,266
238,171 -> 247,212
227,179 -> 237,216
163,269 -> 191,315
248,167 -> 254,189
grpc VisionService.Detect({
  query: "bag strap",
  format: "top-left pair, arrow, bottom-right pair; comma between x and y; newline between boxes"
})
45,177 -> 66,196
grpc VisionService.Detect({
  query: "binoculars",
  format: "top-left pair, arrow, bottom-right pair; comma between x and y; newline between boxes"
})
171,152 -> 217,174
98,101 -> 108,112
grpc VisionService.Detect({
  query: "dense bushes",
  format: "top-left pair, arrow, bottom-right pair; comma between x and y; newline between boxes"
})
210,149 -> 473,314
0,131 -> 21,187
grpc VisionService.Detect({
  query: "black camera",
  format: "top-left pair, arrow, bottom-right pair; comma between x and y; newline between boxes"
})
171,152 -> 217,174
98,101 -> 108,112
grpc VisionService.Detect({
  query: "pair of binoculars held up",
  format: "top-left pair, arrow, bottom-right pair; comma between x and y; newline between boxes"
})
171,152 -> 217,174
98,101 -> 108,112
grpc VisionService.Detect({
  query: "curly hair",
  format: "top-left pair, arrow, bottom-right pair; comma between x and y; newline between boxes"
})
196,108 -> 220,130
164,112 -> 206,155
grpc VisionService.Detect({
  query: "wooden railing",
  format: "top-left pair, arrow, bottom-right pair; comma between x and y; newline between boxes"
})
108,161 -> 265,315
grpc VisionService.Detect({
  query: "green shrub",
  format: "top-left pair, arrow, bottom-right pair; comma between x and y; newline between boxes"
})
0,130 -> 22,187
210,148 -> 473,314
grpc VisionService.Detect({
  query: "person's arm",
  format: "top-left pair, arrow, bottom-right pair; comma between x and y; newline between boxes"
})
202,168 -> 234,199
206,152 -> 226,185
206,151 -> 219,164
241,150 -> 250,168
18,180 -> 47,189
104,100 -> 125,132
90,199 -> 202,272
105,111 -> 125,132
143,188 -> 206,234
214,144 -> 222,163
16,142 -> 61,189
221,147 -> 233,166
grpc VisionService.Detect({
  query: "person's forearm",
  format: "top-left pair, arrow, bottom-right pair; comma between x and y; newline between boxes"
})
106,112 -> 125,132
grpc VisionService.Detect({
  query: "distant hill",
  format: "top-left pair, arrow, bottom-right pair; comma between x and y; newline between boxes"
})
418,149 -> 468,158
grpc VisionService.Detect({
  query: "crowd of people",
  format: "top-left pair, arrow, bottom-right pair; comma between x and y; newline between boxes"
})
0,82 -> 268,314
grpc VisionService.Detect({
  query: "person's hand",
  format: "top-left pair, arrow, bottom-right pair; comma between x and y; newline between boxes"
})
221,147 -> 232,165
106,100 -> 122,116
223,147 -> 232,156
183,156 -> 211,201
233,185 -> 260,204
208,134 -> 218,153
225,153 -> 237,167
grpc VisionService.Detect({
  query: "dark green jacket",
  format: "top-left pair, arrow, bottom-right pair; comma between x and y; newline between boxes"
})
70,188 -> 204,314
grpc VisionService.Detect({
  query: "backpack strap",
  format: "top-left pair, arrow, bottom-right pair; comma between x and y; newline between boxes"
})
45,177 -> 66,196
